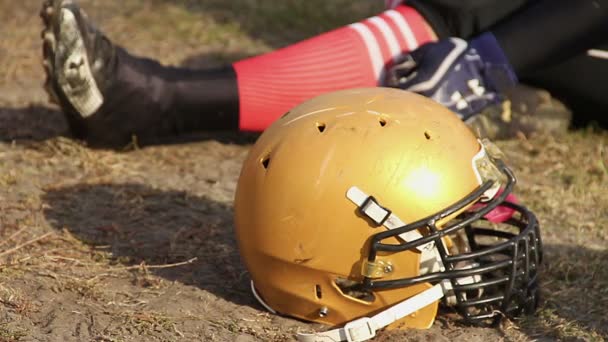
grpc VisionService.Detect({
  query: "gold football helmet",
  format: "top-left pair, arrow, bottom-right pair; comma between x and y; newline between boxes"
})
234,88 -> 541,341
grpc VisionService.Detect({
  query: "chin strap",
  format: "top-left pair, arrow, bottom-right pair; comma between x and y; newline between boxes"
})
344,186 -> 483,310
297,281 -> 447,342
250,281 -> 277,314
252,187 -> 483,342
346,187 -> 435,252
346,186 -> 442,275
296,187 -> 448,342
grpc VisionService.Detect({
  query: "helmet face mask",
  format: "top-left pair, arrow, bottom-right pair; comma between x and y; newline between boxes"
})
361,156 -> 542,323
234,88 -> 542,336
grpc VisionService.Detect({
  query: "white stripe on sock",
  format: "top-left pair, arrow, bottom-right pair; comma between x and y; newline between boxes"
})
384,9 -> 418,50
368,16 -> 402,62
349,23 -> 384,82
588,49 -> 608,60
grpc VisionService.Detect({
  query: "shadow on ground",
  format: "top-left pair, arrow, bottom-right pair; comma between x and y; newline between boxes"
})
41,182 -> 608,339
520,243 -> 608,340
42,182 -> 255,308
0,105 -> 68,142
0,104 -> 258,148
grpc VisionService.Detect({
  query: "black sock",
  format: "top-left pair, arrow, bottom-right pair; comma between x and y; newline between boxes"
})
79,47 -> 239,147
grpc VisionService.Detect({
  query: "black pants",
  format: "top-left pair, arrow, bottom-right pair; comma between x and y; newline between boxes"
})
525,41 -> 608,126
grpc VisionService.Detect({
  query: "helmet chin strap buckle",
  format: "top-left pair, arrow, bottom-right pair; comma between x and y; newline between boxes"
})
297,282 -> 447,342
343,317 -> 376,342
359,195 -> 392,226
346,186 -> 434,252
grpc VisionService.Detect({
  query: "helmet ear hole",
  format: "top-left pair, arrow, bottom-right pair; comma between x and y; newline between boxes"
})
378,118 -> 387,127
335,278 -> 376,303
424,131 -> 432,140
315,284 -> 323,299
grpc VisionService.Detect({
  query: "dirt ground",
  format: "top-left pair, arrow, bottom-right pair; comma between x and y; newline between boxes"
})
1,1 -> 607,341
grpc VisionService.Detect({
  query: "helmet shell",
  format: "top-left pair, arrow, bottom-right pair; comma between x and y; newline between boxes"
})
234,88 -> 481,329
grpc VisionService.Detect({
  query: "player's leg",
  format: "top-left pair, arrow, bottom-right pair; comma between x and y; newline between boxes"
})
388,0 -> 607,137
523,41 -> 608,127
233,5 -> 435,131
41,0 -> 436,147
476,0 -> 608,133
41,0 -> 239,146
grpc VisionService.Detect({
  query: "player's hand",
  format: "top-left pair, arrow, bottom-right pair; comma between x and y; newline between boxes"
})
387,34 -> 518,120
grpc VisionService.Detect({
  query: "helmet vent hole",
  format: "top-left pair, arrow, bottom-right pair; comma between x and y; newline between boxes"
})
316,122 -> 326,133
315,284 -> 323,299
424,131 -> 432,140
261,155 -> 271,169
378,118 -> 387,127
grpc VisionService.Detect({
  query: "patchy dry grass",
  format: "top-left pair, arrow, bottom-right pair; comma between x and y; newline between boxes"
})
498,131 -> 608,341
0,324 -> 28,342
0,0 -> 607,341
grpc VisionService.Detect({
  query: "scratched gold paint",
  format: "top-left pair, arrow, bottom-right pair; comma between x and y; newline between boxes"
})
235,88 -> 483,329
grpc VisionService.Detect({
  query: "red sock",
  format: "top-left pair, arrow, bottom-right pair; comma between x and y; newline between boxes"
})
233,5 -> 436,131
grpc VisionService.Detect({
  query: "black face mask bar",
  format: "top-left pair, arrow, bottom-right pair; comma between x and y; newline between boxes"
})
360,160 -> 543,324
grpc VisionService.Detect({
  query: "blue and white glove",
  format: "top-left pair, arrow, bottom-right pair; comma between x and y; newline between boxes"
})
387,33 -> 518,120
